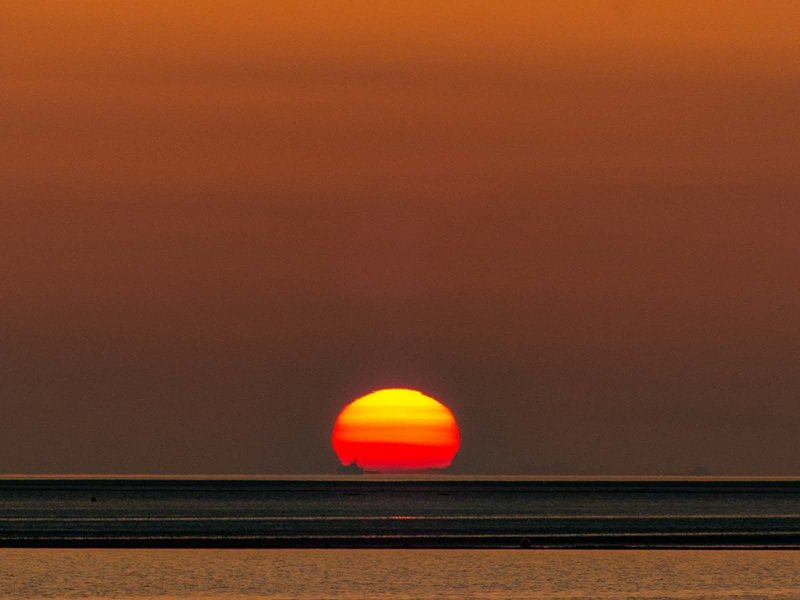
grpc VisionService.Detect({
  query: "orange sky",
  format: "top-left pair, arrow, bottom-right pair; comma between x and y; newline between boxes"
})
1,2 -> 799,475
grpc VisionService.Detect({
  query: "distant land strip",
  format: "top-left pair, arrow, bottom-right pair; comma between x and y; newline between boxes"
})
5,533 -> 800,549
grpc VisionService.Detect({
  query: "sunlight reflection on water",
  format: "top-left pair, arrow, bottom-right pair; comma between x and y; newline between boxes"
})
3,549 -> 800,599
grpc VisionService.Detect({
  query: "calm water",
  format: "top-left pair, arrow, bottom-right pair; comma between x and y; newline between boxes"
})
3,478 -> 800,548
3,548 -> 800,599
4,479 -> 800,598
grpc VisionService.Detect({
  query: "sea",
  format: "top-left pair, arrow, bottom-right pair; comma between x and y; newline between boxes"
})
3,476 -> 800,599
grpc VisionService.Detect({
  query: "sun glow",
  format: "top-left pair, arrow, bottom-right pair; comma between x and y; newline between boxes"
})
332,388 -> 460,472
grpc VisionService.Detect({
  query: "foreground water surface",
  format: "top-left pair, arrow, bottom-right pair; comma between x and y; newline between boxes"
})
4,548 -> 800,599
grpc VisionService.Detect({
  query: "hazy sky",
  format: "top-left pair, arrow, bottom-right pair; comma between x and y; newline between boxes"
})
2,1 -> 799,474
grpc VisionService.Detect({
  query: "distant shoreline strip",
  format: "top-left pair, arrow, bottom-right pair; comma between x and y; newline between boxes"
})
4,533 -> 800,549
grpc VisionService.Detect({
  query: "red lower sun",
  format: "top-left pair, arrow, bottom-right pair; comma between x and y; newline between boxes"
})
332,388 -> 460,472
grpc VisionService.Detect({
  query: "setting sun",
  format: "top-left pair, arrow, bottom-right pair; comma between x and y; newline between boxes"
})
332,389 -> 460,472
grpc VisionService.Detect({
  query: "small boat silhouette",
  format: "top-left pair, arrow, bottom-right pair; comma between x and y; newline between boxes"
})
337,459 -> 365,475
